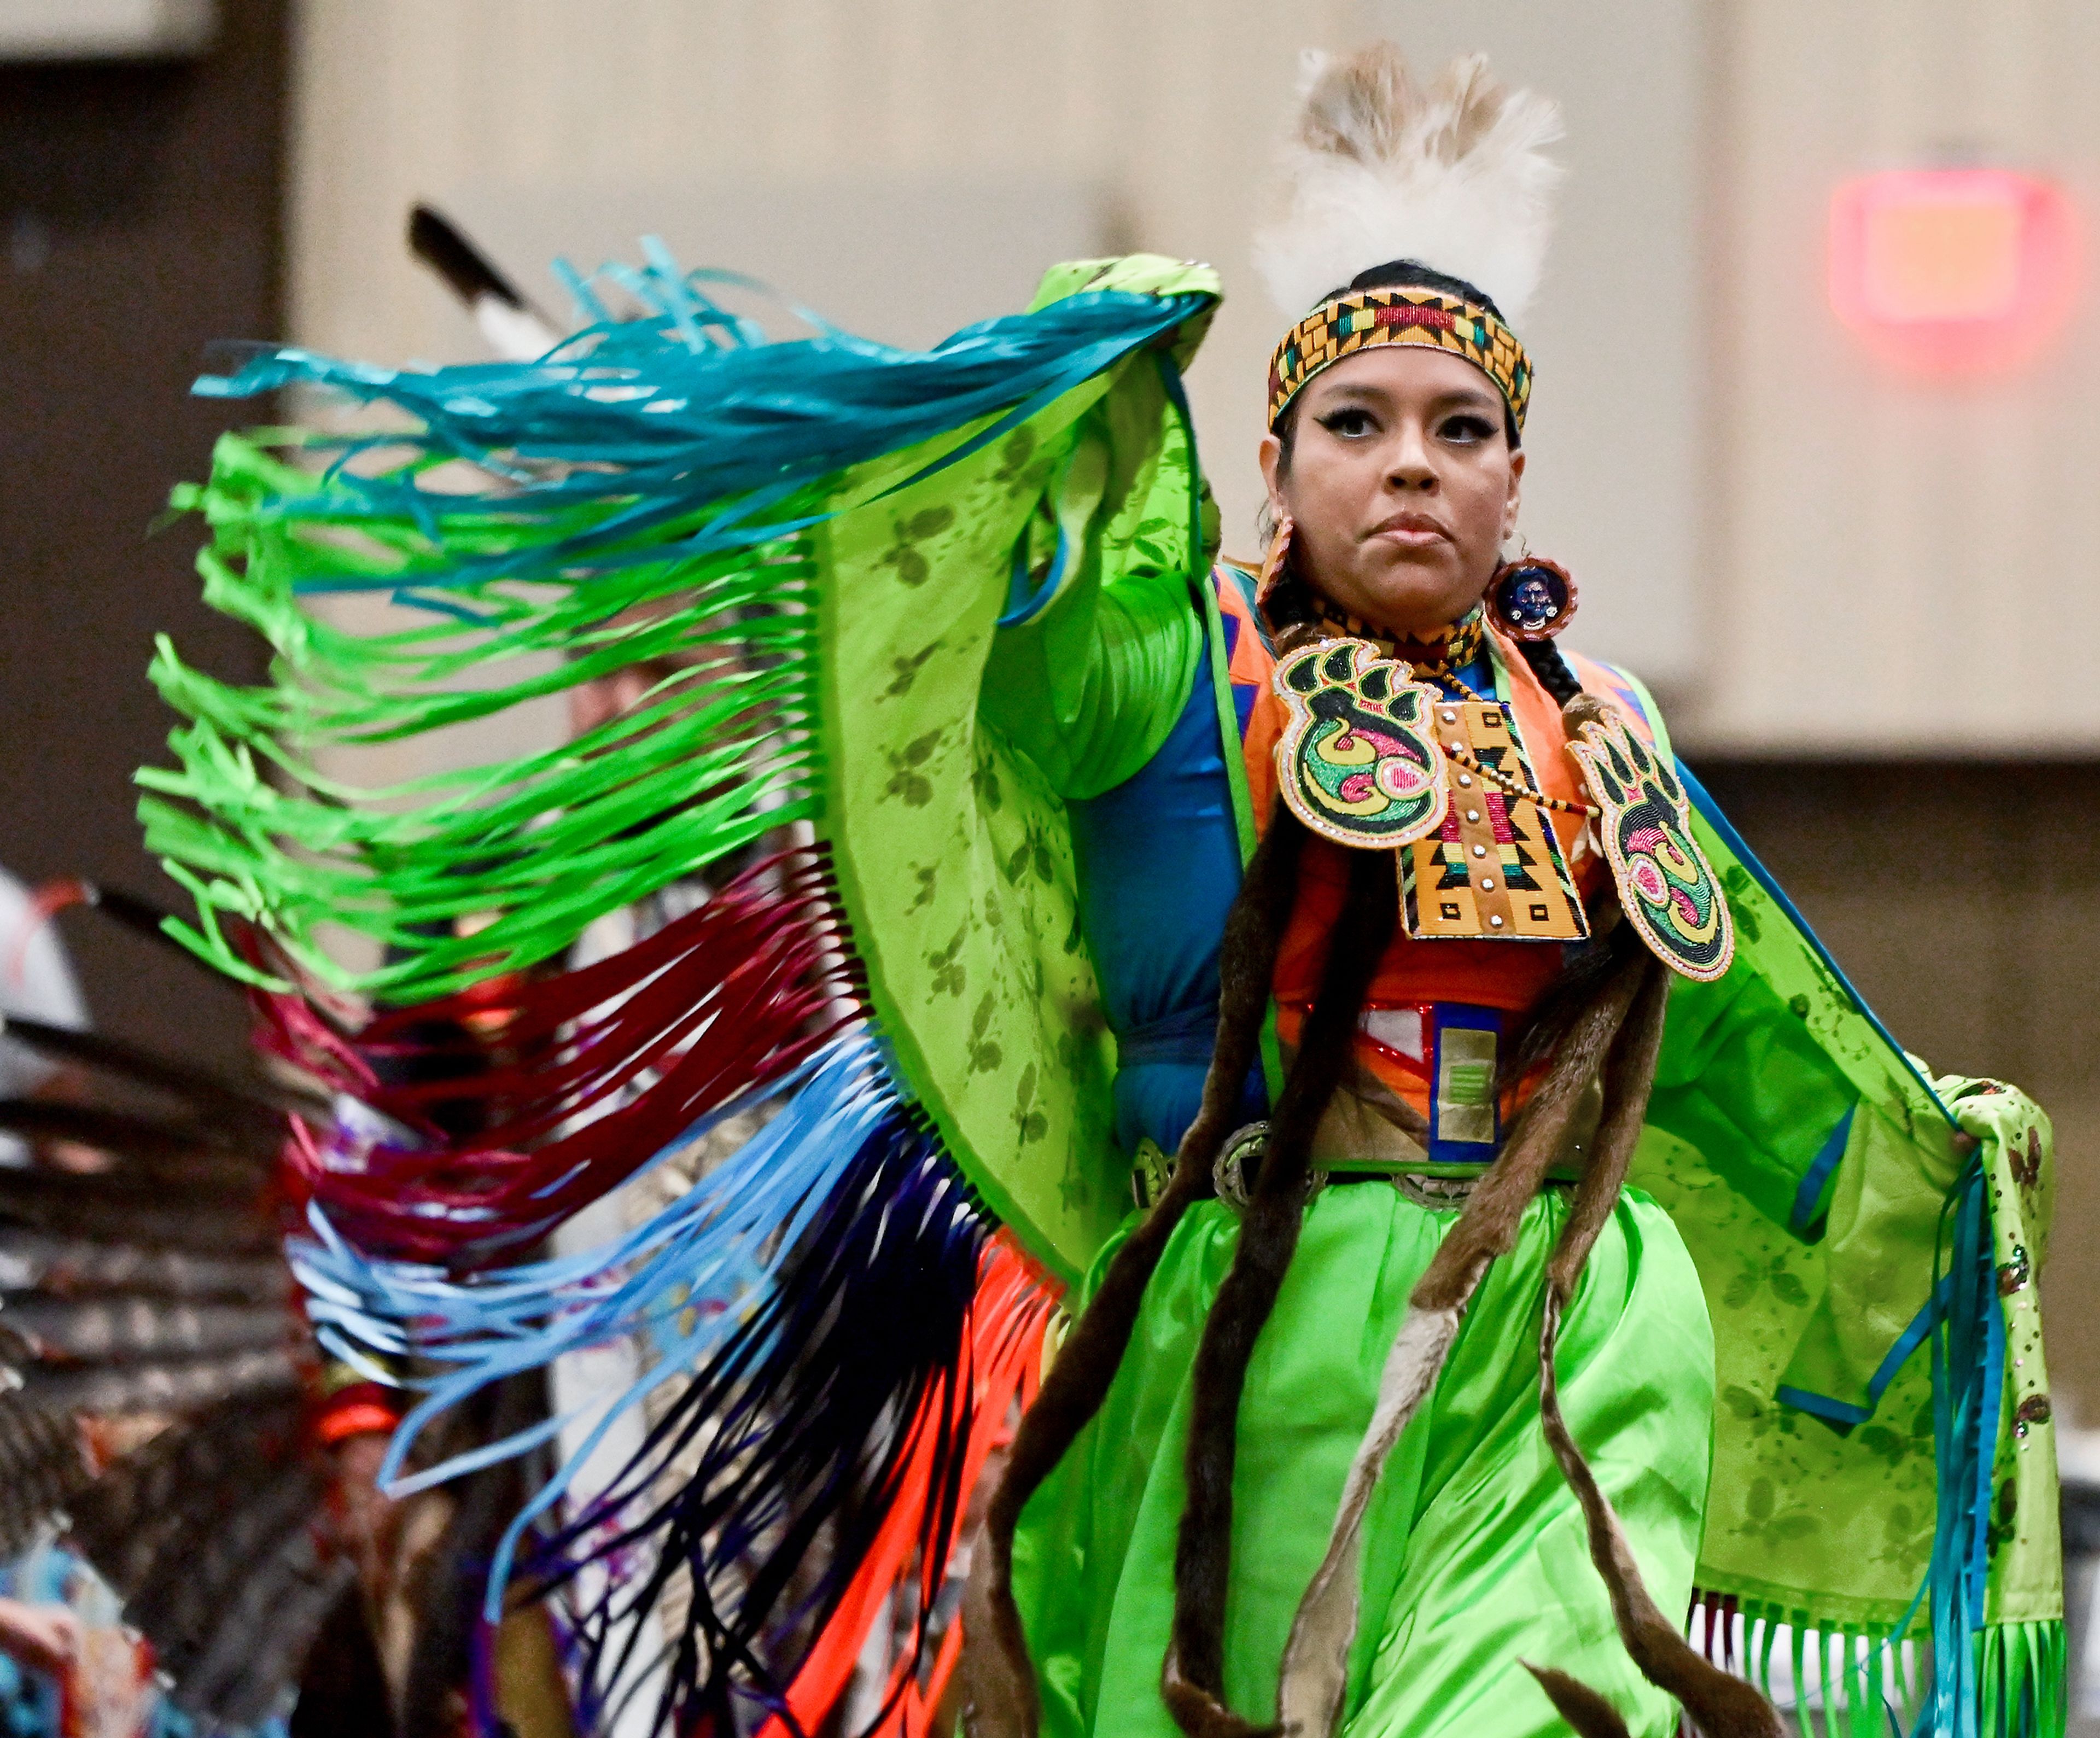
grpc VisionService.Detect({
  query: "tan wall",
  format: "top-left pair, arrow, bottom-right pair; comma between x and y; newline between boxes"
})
283,0 -> 1348,811
1700,0 -> 2100,755
291,0 -> 2100,750
288,0 -> 1707,682
289,0 -> 1353,540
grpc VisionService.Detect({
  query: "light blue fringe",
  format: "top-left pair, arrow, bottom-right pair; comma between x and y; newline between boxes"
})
288,1033 -> 901,1610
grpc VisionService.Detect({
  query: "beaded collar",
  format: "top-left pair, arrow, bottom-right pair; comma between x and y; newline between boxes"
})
1310,601 -> 1487,676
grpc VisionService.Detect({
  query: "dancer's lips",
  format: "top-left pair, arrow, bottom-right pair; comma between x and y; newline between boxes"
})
1366,510 -> 1451,549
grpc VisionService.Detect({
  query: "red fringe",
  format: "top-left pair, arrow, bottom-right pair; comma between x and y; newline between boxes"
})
256,849 -> 858,1263
1688,1585 -> 1740,1672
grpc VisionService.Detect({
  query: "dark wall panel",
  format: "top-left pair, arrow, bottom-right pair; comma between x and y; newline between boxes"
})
1,0 -> 286,1062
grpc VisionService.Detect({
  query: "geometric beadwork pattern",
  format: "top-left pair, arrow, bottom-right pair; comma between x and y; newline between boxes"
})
1400,698 -> 1586,943
1268,287 -> 1533,429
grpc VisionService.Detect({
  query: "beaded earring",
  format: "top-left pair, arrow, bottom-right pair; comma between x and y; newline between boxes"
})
1488,555 -> 1578,641
1258,511 -> 1326,652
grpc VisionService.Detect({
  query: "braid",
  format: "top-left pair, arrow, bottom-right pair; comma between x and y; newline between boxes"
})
970,802 -> 1309,1738
1517,637 -> 1583,707
1163,845 -> 1397,1736
1258,567 -> 1321,651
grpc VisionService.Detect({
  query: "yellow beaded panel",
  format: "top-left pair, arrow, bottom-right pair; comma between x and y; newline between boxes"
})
1402,699 -> 1587,943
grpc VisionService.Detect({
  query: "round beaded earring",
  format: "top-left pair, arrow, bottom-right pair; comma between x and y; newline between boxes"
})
1488,555 -> 1578,640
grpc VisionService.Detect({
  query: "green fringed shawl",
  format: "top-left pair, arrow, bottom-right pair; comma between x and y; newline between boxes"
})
140,250 -> 2061,1734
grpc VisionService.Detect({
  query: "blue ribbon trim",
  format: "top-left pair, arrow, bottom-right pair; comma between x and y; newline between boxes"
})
1788,1103 -> 1857,1237
1776,1267 -> 1952,1431
1770,1163 -> 2004,1737
999,523 -> 1070,626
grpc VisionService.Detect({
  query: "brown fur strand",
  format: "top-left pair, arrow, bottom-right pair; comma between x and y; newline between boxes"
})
1536,1294 -> 1783,1738
1520,1663 -> 1634,1738
1409,947 -> 1646,1313
1545,957 -> 1668,1297
968,808 -> 1309,1738
1162,1645 -> 1282,1738
1167,848 -> 1397,1724
1526,953 -> 1781,1737
1274,942 -> 1649,1736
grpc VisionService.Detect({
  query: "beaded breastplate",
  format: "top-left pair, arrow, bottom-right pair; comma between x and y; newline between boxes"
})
1403,695 -> 1588,943
1276,611 -> 1588,944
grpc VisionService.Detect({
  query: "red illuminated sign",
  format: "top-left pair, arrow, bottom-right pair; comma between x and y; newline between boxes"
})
1828,168 -> 2080,372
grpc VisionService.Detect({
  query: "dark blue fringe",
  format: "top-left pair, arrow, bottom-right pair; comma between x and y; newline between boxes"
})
524,1104 -> 990,1737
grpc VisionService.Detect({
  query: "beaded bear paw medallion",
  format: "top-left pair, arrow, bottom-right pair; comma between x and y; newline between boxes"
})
1566,710 -> 1734,981
1272,637 -> 1449,850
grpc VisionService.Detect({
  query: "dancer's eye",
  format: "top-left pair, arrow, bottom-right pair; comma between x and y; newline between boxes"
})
1439,413 -> 1496,444
1316,407 -> 1377,439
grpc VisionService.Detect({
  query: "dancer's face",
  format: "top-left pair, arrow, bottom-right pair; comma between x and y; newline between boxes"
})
1260,347 -> 1522,637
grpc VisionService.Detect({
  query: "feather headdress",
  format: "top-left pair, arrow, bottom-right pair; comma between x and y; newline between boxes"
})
1254,44 -> 1564,325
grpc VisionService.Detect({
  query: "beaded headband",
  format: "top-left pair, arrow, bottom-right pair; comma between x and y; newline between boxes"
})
1267,287 -> 1532,431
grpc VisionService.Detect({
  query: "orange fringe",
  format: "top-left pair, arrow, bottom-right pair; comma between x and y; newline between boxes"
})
757,1237 -> 1055,1738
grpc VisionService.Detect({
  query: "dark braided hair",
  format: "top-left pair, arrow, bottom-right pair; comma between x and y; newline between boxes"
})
1515,637 -> 1583,705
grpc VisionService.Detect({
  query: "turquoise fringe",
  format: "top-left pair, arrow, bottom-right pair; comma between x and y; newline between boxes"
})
1690,1152 -> 2062,1737
1694,1602 -> 2062,1737
1922,1157 -> 2009,1736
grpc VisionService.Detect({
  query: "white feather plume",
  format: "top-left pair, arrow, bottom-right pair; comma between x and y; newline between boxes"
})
1253,44 -> 1564,327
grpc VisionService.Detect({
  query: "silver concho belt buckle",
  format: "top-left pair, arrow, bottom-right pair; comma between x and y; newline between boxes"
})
1394,1172 -> 1478,1209
1213,1121 -> 1327,1212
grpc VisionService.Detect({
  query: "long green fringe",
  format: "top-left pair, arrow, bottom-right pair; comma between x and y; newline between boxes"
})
1978,1618 -> 2067,1738
140,256 -> 1209,1008
138,434 -> 822,1001
1720,1605 -> 2062,1737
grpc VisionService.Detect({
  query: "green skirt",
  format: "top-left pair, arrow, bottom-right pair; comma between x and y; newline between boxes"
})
1012,1180 -> 1715,1738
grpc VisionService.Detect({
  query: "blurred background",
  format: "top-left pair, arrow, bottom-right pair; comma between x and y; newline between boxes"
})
2,0 -> 2096,1619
